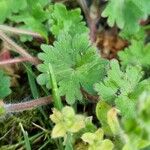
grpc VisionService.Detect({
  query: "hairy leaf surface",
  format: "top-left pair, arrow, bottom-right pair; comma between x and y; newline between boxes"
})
95,60 -> 143,118
102,0 -> 150,34
37,33 -> 107,104
118,40 -> 150,68
49,3 -> 88,37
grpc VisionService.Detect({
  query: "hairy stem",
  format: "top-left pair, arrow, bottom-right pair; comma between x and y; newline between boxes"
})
77,0 -> 100,43
0,31 -> 39,65
3,96 -> 51,113
0,57 -> 37,66
0,25 -> 43,38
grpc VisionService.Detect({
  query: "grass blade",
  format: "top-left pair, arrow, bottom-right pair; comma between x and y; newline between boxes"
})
19,123 -> 31,150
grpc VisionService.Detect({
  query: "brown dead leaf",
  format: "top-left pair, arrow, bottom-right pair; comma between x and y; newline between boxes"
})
96,29 -> 128,59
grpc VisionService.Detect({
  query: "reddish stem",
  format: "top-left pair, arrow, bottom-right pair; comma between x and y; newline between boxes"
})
0,25 -> 43,39
4,96 -> 52,113
77,0 -> 100,43
0,31 -> 39,65
0,57 -> 38,66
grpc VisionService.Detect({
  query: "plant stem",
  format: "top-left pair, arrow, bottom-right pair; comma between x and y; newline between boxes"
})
48,63 -> 63,110
3,96 -> 51,113
77,0 -> 100,43
0,25 -> 43,38
0,31 -> 39,65
0,57 -> 35,66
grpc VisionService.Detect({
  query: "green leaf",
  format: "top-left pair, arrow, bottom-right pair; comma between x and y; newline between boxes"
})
102,0 -> 125,28
9,0 -> 50,40
118,40 -> 150,68
82,132 -> 98,145
51,123 -> 66,138
96,100 -> 112,135
0,103 -> 6,116
120,91 -> 150,150
48,63 -> 63,110
19,123 -> 31,150
25,64 -> 39,99
95,60 -> 143,118
99,140 -> 114,150
69,115 -> 85,133
107,108 -> 121,136
81,129 -> 104,145
50,106 -> 86,138
81,128 -> 114,150
50,108 -> 63,124
0,70 -> 11,99
95,60 -> 143,101
138,91 -> 150,132
120,26 -> 146,41
65,133 -> 74,150
48,3 -> 88,37
115,96 -> 136,118
37,33 -> 107,104
0,0 -> 27,23
82,117 -> 97,133
102,0 -> 150,34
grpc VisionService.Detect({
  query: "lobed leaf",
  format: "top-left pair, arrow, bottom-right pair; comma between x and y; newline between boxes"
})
102,0 -> 150,34
48,3 -> 88,37
37,33 -> 107,104
118,40 -> 150,68
95,59 -> 143,118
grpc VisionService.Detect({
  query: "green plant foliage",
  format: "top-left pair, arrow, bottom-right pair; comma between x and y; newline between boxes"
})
8,0 -> 50,39
137,91 -> 150,136
48,63 -> 63,110
95,59 -> 143,118
119,26 -> 146,40
121,91 -> 150,150
118,40 -> 150,68
81,128 -> 114,150
0,70 -> 11,99
96,100 -> 112,135
102,0 -> 150,34
107,108 -> 122,136
0,105 -> 6,116
37,33 -> 107,104
65,133 -> 74,150
0,0 -> 27,23
1,1 -> 150,149
50,106 -> 85,138
48,3 -> 88,37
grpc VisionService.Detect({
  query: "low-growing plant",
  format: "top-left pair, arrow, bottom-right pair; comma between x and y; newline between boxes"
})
0,0 -> 150,149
